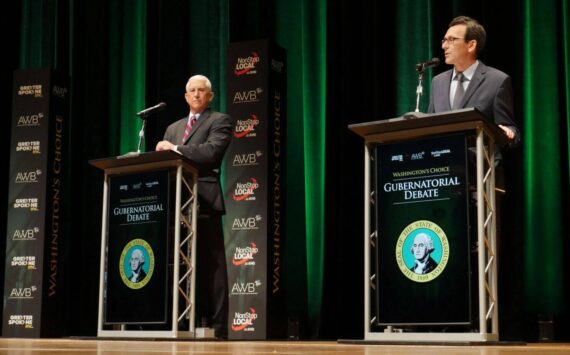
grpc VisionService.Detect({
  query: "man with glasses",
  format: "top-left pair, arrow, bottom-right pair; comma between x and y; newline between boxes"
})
428,16 -> 520,145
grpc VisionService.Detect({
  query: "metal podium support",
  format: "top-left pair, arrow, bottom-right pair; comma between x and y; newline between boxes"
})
350,108 -> 506,342
90,151 -> 200,338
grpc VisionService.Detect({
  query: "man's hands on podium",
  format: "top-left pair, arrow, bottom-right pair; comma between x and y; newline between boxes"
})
156,140 -> 181,155
498,125 -> 515,140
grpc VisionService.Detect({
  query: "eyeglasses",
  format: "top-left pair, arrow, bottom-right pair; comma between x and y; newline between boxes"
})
441,36 -> 465,45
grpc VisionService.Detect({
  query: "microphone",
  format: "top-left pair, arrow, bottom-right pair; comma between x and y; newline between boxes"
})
415,57 -> 440,72
137,102 -> 167,118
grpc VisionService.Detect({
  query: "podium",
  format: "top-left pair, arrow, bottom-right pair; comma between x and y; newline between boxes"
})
349,108 -> 508,342
89,150 -> 201,338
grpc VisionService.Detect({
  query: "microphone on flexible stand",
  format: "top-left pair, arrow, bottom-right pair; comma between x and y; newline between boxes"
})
121,102 -> 168,157
408,58 -> 440,115
415,57 -> 440,72
137,102 -> 167,118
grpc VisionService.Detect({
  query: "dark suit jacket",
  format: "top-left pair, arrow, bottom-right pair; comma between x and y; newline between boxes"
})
428,61 -> 520,147
163,108 -> 232,215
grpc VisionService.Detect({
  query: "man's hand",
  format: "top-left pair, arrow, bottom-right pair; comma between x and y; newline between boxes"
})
156,140 -> 175,151
498,125 -> 515,140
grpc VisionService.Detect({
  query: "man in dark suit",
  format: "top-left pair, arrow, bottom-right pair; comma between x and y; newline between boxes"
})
428,15 -> 520,219
428,16 -> 520,147
156,74 -> 232,338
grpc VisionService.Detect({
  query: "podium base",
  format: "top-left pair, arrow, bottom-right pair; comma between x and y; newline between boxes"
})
195,327 -> 216,339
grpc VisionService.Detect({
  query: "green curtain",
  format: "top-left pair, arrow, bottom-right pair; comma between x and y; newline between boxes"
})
523,0 -> 569,314
395,0 -> 434,115
108,1 -> 146,155
187,1 -> 229,113
19,0 -> 57,68
275,0 -> 327,326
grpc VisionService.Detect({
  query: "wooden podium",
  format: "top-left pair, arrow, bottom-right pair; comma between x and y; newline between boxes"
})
349,108 -> 508,342
89,150 -> 201,338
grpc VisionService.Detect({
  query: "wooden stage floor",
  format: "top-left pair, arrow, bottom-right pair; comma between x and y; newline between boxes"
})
0,338 -> 569,354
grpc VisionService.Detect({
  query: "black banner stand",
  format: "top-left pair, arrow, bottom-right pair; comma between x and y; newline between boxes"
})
90,150 -> 201,338
349,108 -> 507,342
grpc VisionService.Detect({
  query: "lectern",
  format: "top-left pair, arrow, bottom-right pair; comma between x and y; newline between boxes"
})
89,150 -> 199,338
349,108 -> 508,342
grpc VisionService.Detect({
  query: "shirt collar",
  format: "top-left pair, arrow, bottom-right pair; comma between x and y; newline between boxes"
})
453,60 -> 479,81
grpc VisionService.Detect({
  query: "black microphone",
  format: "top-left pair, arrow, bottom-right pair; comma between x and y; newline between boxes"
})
137,102 -> 167,118
415,57 -> 440,72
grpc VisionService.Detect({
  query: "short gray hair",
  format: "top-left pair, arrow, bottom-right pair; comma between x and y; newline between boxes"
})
186,74 -> 212,93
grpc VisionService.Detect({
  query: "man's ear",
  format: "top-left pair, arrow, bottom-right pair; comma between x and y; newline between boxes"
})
208,92 -> 215,102
468,40 -> 478,55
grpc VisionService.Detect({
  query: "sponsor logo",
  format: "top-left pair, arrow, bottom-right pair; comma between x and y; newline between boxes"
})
230,279 -> 262,296
234,114 -> 260,138
145,181 -> 159,188
232,178 -> 259,201
431,149 -> 451,157
391,154 -> 404,162
16,141 -> 41,154
13,198 -> 39,211
9,286 -> 38,299
232,243 -> 259,266
8,315 -> 34,328
15,169 -> 42,184
119,239 -> 155,290
232,88 -> 262,104
17,113 -> 43,127
234,52 -> 260,76
395,220 -> 449,283
232,215 -> 262,231
11,256 -> 36,269
411,151 -> 425,160
232,151 -> 262,167
12,227 -> 39,241
231,308 -> 258,332
18,84 -> 42,97
52,85 -> 68,98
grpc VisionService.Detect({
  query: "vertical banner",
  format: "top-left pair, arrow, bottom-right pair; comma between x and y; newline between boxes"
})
224,40 -> 287,339
104,170 -> 170,324
375,133 -> 471,325
3,69 -> 69,337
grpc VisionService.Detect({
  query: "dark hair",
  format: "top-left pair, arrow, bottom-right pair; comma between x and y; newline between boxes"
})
449,16 -> 486,55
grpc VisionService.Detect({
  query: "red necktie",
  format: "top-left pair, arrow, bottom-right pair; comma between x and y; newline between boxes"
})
181,115 -> 197,144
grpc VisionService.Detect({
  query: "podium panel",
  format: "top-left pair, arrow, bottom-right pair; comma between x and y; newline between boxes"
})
105,170 -> 170,324
375,133 -> 471,325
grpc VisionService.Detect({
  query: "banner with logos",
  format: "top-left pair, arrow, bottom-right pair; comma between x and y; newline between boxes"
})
223,40 -> 286,339
374,133 -> 471,325
3,69 -> 69,337
104,170 -> 170,324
